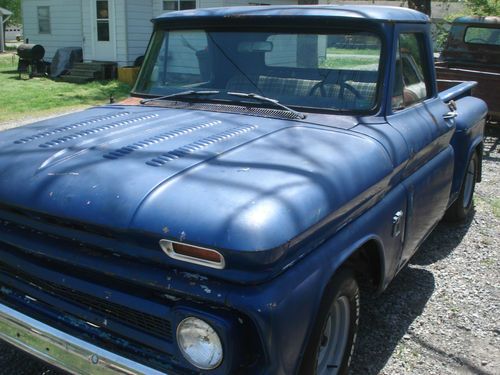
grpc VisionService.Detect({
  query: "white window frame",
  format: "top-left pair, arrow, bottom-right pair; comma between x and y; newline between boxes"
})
162,0 -> 198,12
37,6 -> 51,34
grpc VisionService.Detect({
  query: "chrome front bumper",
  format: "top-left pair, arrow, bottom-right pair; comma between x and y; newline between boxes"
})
0,302 -> 166,375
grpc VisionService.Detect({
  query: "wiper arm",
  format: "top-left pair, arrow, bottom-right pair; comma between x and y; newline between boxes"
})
140,90 -> 220,104
227,92 -> 306,119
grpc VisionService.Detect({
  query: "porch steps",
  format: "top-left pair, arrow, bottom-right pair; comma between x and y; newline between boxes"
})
59,62 -> 117,84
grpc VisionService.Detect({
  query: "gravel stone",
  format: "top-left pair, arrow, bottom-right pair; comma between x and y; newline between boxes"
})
0,118 -> 498,375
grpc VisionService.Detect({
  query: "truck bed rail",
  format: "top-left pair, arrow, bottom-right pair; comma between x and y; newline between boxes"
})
438,81 -> 477,103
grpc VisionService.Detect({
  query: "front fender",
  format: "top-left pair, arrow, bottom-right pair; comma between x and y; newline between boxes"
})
225,183 -> 407,374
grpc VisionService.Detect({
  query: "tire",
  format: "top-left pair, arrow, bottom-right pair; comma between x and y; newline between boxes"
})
445,152 -> 479,222
299,269 -> 360,375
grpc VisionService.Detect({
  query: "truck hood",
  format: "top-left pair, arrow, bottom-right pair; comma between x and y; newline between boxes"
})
0,105 -> 393,274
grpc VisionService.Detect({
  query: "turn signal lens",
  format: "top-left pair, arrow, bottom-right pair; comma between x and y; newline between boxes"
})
159,240 -> 225,269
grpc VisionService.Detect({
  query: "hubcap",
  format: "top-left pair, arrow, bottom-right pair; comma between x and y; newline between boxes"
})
463,158 -> 476,209
316,296 -> 350,375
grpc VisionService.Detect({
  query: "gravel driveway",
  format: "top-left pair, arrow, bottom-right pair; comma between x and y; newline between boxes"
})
0,117 -> 498,375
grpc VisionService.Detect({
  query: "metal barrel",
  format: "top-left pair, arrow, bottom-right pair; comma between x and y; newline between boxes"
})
17,44 -> 45,61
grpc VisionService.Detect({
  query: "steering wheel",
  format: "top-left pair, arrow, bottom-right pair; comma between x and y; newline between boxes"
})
310,81 -> 365,101
467,38 -> 487,44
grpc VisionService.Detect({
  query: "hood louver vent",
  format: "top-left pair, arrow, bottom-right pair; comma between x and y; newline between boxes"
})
103,120 -> 222,160
14,112 -> 131,145
38,113 -> 160,148
147,124 -> 258,166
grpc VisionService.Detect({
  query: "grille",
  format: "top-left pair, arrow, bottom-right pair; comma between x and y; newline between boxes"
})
0,262 -> 173,341
150,100 -> 303,120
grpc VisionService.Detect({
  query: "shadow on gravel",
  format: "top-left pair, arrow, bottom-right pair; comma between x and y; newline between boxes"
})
351,267 -> 435,375
411,211 -> 475,266
351,211 -> 475,374
483,125 -> 500,163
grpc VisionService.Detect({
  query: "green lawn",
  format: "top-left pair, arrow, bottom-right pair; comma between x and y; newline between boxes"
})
0,53 -> 131,123
320,47 -> 380,70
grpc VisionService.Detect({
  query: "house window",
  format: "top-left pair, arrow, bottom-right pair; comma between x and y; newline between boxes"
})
163,0 -> 196,11
37,6 -> 51,34
96,0 -> 110,41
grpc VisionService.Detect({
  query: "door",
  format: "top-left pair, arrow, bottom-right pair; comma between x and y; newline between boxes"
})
93,0 -> 115,61
387,28 -> 456,265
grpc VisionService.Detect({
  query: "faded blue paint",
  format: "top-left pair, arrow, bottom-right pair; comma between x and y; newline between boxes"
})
0,6 -> 487,375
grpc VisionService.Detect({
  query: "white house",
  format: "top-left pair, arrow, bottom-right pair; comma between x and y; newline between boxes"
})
22,0 -> 298,67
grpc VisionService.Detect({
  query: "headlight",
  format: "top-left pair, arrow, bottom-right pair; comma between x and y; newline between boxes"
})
176,317 -> 223,370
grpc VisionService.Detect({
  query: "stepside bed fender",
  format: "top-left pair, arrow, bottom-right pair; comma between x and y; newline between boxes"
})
448,96 -> 487,203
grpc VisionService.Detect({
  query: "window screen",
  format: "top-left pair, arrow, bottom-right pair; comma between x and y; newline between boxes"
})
37,6 -> 51,34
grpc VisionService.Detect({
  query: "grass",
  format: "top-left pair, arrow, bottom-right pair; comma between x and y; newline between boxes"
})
492,197 -> 500,219
0,53 -> 131,123
320,47 -> 380,70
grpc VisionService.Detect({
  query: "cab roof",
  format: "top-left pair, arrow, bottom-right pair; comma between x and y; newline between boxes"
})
154,5 -> 429,24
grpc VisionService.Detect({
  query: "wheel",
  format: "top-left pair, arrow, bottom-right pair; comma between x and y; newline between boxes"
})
445,152 -> 479,222
299,269 -> 360,375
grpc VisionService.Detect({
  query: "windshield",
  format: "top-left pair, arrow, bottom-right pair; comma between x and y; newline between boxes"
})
134,29 -> 382,112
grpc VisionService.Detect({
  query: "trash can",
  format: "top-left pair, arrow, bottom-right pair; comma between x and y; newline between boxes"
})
117,66 -> 140,86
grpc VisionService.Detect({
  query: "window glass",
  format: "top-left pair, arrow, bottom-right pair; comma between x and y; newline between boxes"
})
265,33 -> 380,71
135,29 -> 382,112
163,0 -> 196,11
148,30 -> 208,86
37,6 -> 51,34
96,1 -> 110,41
392,33 -> 429,110
465,27 -> 500,46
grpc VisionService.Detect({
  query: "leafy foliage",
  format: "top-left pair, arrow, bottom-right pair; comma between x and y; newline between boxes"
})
0,0 -> 21,24
465,0 -> 500,15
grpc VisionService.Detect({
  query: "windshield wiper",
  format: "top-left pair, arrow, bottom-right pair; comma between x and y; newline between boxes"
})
140,90 -> 220,105
227,92 -> 306,119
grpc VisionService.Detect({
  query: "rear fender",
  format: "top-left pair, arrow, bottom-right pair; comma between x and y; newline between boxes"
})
449,96 -> 486,203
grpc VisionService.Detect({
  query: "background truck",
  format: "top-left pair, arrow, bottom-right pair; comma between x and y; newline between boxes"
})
436,16 -> 500,122
0,5 -> 487,375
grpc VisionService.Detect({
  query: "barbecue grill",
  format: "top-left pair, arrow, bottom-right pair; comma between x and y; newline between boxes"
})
17,44 -> 46,78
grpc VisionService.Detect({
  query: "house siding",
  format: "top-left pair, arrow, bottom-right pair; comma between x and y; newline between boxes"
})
22,0 -> 83,62
22,0 -> 303,66
115,0 -> 128,65
126,0 -> 154,66
81,0 -> 92,60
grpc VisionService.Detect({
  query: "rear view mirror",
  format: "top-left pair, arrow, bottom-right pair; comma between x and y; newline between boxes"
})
237,41 -> 273,53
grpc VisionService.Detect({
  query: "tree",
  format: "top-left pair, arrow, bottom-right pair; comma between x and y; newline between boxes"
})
465,0 -> 500,15
408,0 -> 432,16
0,0 -> 21,24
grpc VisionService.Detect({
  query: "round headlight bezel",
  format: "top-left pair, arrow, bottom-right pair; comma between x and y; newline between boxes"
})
176,316 -> 224,370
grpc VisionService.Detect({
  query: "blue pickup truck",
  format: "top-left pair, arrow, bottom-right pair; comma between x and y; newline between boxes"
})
0,5 -> 487,375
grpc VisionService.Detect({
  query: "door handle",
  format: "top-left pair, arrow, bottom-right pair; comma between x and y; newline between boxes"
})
443,111 -> 458,120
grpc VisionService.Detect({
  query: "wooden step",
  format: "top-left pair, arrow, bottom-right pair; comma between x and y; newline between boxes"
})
73,62 -> 106,70
59,75 -> 94,84
67,68 -> 99,78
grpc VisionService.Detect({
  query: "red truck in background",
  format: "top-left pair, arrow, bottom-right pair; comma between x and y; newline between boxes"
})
436,16 -> 500,122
